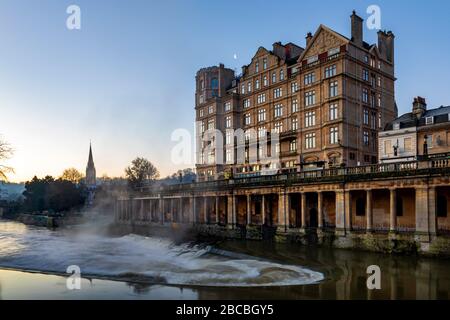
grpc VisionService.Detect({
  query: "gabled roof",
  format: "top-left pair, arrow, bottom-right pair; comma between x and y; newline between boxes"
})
298,24 -> 350,62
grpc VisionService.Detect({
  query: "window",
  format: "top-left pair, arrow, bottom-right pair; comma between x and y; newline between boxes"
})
255,79 -> 260,90
307,55 -> 318,64
362,69 -> 369,81
244,130 -> 251,141
226,149 -> 232,163
425,116 -> 434,125
244,113 -> 251,125
255,62 -> 259,73
304,72 -> 315,85
224,102 -> 231,112
325,65 -> 336,78
225,116 -> 232,128
263,58 -> 267,70
208,118 -> 215,130
275,143 -> 280,154
274,121 -> 283,133
356,198 -> 365,216
384,140 -> 392,155
225,130 -> 233,145
404,138 -> 412,152
363,109 -> 369,125
291,117 -> 298,130
200,80 -> 205,89
371,112 -> 377,129
437,195 -> 448,217
350,152 -> 356,160
426,134 -> 433,148
305,90 -> 316,106
289,139 -> 297,152
200,121 -> 205,133
241,84 -> 245,94
328,47 -> 340,56
377,94 -> 381,107
247,82 -> 252,93
272,72 -> 276,83
291,98 -> 299,113
257,93 -> 266,104
291,82 -> 298,93
371,94 -> 376,108
208,105 -> 214,114
263,75 -> 268,86
199,109 -> 204,117
330,127 -> 338,144
329,81 -> 338,98
362,88 -> 369,103
274,104 -> 283,118
329,104 -> 338,121
199,95 -> 204,104
258,127 -> 266,138
211,78 -> 218,89
305,133 -> 316,149
274,87 -> 283,99
377,76 -> 382,87
280,69 -> 285,80
363,131 -> 369,146
257,109 -> 266,122
364,55 -> 369,64
305,111 -> 315,127
243,99 -> 250,108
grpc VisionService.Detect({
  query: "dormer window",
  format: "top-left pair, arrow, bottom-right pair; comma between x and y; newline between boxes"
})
263,58 -> 267,70
393,123 -> 400,130
255,62 -> 259,73
425,116 -> 434,125
307,55 -> 318,64
328,47 -> 339,56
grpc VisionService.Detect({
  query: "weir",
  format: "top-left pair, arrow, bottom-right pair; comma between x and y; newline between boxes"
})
115,159 -> 450,256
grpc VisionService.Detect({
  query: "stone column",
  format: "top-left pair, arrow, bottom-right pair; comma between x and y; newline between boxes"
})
261,195 -> 266,226
232,195 -> 237,227
227,195 -> 234,228
301,192 -> 307,229
335,190 -> 345,233
416,186 -> 432,242
191,196 -> 196,224
140,199 -> 144,222
389,188 -> 397,232
318,191 -> 323,229
344,191 -> 352,231
203,197 -> 208,224
215,196 -> 220,224
278,192 -> 287,231
179,198 -> 183,223
366,189 -> 373,232
247,194 -> 251,225
159,197 -> 164,224
428,186 -> 437,236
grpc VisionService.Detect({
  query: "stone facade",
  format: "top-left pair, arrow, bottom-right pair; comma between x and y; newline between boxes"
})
195,11 -> 396,181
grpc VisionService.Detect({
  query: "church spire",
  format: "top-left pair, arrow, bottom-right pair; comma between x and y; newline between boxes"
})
86,142 -> 96,187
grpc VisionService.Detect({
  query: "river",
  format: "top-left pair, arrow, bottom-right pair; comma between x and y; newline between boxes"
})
0,219 -> 449,299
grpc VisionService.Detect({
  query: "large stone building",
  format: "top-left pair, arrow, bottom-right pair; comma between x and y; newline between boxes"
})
196,11 -> 396,182
379,97 -> 450,163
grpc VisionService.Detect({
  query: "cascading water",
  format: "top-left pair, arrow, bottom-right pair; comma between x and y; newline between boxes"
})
0,220 -> 324,287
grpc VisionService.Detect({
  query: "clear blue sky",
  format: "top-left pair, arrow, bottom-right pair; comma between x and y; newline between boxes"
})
1,0 -> 449,182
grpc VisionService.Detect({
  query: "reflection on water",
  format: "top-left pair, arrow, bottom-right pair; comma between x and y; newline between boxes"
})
0,219 -> 449,299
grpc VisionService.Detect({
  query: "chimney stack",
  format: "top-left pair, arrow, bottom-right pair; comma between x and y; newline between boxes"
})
412,96 -> 427,119
305,32 -> 313,46
378,30 -> 395,63
351,10 -> 363,47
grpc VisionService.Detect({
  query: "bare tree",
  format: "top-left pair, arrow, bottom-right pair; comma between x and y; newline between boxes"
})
60,167 -> 84,183
0,137 -> 14,181
125,157 -> 159,188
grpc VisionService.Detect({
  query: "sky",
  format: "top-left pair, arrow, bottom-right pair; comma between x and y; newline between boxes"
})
1,0 -> 450,182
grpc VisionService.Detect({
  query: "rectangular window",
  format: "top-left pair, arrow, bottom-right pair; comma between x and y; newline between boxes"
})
274,104 -> 283,118
290,139 -> 297,152
258,127 -> 266,138
362,88 -> 369,103
208,118 -> 215,130
257,93 -> 266,104
329,81 -> 338,98
371,112 -> 377,129
226,130 -> 233,145
363,131 -> 369,146
244,113 -> 251,125
241,84 -> 245,94
225,116 -> 232,128
329,104 -> 338,121
243,99 -> 250,108
247,82 -> 252,93
305,133 -> 316,149
255,62 -> 259,73
362,69 -> 369,82
291,82 -> 298,93
274,121 -> 283,133
263,58 -> 267,70
208,105 -> 214,114
377,76 -> 382,87
257,109 -> 266,122
200,121 -> 205,133
226,149 -> 232,163
291,117 -> 298,131
274,87 -> 283,99
255,79 -> 260,90
325,65 -> 336,78
272,72 -> 276,84
263,75 -> 268,86
330,127 -> 339,144
280,69 -> 285,80
224,102 -> 231,112
363,109 -> 369,125
291,98 -> 298,113
305,111 -> 316,128
199,109 -> 204,117
304,72 -> 315,85
305,90 -> 316,106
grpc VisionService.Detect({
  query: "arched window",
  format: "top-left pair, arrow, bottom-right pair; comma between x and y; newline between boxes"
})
437,195 -> 448,217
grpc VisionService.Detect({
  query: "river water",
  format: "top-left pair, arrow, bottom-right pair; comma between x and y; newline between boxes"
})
0,219 -> 449,299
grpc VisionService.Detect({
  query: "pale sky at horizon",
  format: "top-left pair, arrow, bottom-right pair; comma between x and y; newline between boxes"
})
1,0 -> 450,182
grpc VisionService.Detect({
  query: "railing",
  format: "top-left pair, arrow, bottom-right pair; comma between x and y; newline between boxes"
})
138,159 -> 450,195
